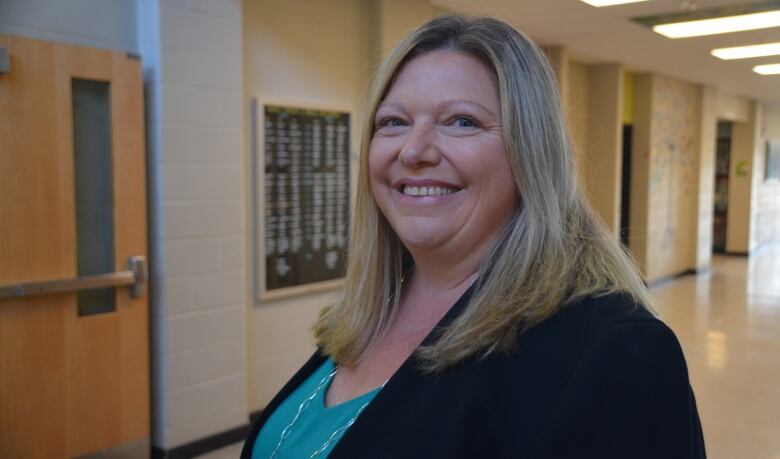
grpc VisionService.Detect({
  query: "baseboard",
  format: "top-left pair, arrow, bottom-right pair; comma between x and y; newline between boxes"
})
721,251 -> 749,257
646,268 -> 697,288
151,410 -> 263,459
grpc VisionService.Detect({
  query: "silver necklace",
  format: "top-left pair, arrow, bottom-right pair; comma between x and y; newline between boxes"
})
269,365 -> 386,459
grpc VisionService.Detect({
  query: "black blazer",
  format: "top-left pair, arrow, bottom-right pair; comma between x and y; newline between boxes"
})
242,292 -> 706,458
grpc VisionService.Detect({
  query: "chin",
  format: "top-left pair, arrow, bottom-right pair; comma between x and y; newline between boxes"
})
393,226 -> 453,251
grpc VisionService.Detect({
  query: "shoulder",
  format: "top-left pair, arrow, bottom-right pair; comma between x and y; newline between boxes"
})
551,292 -> 686,375
481,292 -> 680,383
522,294 -> 705,458
549,292 -> 677,352
474,292 -> 684,411
559,291 -> 659,331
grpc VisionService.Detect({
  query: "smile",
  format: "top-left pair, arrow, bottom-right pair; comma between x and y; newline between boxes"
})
402,185 -> 459,196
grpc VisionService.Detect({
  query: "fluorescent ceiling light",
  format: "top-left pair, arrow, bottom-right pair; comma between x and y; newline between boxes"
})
712,42 -> 780,60
653,10 -> 780,38
753,63 -> 780,74
581,0 -> 649,6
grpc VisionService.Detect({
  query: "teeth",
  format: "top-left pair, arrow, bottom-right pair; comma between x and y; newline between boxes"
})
402,185 -> 457,196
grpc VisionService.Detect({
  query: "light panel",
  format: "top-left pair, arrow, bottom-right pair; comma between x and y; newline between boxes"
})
653,10 -> 780,38
712,42 -> 780,60
753,63 -> 780,75
581,0 -> 649,6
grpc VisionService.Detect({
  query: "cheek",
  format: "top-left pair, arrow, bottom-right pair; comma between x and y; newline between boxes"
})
368,138 -> 397,183
474,145 -> 518,211
367,143 -> 391,204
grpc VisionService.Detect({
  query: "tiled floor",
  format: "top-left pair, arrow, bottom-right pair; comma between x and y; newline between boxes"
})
653,246 -> 780,459
201,246 -> 780,459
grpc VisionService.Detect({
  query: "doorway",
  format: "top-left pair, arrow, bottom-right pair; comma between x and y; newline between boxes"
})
0,35 -> 150,457
620,124 -> 633,247
713,121 -> 732,253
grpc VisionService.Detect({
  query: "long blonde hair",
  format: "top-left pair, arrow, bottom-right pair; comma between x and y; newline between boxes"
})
314,14 -> 652,373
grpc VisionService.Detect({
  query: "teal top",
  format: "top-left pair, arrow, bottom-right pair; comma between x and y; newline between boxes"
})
252,358 -> 382,459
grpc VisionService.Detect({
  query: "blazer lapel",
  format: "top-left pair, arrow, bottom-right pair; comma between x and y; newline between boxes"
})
328,285 -> 475,457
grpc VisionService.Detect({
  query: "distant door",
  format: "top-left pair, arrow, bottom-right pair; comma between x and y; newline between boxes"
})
620,124 -> 632,247
713,121 -> 732,253
0,35 -> 149,458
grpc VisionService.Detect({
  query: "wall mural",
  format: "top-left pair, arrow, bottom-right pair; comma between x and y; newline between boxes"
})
648,76 -> 698,276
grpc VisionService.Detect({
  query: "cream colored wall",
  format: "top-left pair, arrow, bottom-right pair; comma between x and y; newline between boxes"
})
716,91 -> 750,123
630,74 -> 653,276
372,0 -> 436,59
544,45 -> 569,101
727,102 -> 761,253
242,0 -> 436,412
563,60 -> 623,237
695,86 -> 717,269
566,60 -> 590,191
647,75 -> 699,280
628,74 -> 700,281
584,64 -> 623,236
754,105 -> 780,246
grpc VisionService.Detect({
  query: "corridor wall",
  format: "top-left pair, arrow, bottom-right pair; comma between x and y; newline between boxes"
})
694,86 -> 716,271
728,102 -> 761,253
564,59 -> 624,238
755,106 -> 780,246
137,0 -> 249,450
630,74 -> 700,281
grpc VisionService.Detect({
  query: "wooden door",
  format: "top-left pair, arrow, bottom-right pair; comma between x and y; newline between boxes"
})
0,35 -> 149,458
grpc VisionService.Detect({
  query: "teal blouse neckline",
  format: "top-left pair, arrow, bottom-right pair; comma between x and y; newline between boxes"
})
252,357 -> 382,459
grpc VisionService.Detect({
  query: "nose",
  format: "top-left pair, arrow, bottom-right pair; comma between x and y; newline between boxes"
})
399,121 -> 440,168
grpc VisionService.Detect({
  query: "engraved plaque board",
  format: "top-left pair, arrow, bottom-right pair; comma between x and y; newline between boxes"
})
257,103 -> 350,299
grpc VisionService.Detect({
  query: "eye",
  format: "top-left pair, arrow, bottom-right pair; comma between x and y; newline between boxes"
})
377,117 -> 405,128
452,117 -> 478,128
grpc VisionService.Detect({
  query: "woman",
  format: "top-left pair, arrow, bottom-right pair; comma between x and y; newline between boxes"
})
243,14 -> 705,459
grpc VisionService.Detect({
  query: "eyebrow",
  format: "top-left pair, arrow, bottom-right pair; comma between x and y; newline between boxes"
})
376,99 -> 499,118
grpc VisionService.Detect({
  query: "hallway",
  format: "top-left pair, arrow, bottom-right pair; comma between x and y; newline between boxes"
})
654,246 -> 780,459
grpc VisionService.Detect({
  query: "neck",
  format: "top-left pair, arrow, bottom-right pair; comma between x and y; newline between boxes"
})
405,232 -> 497,293
406,254 -> 480,293
400,244 -> 485,315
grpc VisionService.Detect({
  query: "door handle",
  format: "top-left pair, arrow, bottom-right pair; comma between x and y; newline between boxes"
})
0,256 -> 148,300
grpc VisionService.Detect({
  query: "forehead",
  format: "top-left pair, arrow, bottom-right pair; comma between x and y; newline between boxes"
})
382,50 -> 499,104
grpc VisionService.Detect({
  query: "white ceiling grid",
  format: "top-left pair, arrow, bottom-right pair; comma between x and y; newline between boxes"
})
434,0 -> 780,105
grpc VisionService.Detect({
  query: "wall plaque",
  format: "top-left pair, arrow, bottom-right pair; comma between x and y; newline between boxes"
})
256,103 -> 350,298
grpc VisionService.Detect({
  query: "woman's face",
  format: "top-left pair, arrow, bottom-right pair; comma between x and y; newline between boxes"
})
369,50 -> 518,257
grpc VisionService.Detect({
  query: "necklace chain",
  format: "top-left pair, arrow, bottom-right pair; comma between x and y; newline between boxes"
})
270,270 -> 407,458
269,365 -> 386,459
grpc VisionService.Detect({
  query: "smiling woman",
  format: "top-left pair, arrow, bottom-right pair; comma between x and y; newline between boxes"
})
369,51 -> 517,261
242,14 -> 706,459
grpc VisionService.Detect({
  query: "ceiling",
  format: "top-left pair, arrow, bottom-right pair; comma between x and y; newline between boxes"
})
433,0 -> 780,107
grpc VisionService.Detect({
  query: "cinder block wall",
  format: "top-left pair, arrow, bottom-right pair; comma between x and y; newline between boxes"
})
139,0 -> 248,449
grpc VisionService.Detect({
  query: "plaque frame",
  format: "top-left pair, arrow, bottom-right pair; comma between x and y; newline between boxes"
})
251,98 -> 354,302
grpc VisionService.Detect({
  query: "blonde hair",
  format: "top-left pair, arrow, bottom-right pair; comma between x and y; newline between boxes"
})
314,14 -> 652,372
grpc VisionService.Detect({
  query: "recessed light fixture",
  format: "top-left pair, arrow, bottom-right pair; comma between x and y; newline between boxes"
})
581,0 -> 649,6
712,42 -> 780,60
653,10 -> 780,38
753,63 -> 780,75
